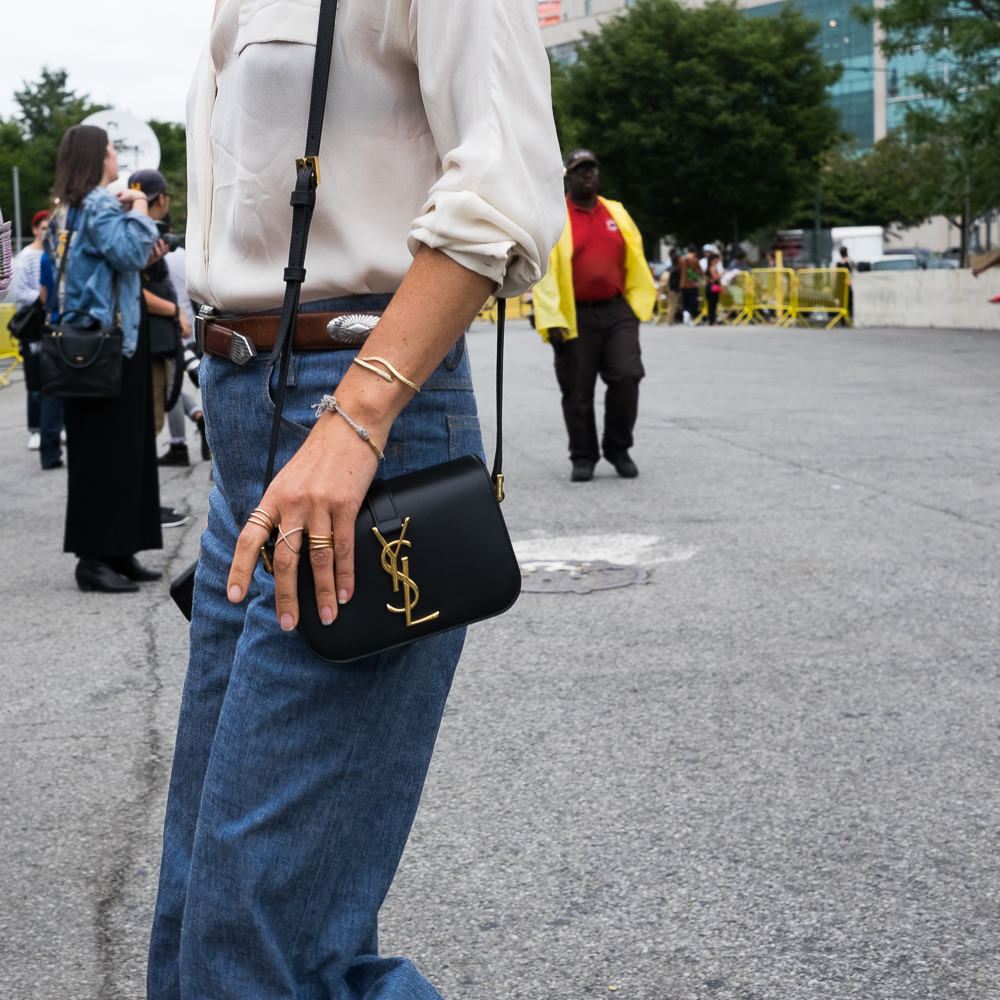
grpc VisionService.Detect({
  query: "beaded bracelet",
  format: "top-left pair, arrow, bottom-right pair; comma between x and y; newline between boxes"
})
312,394 -> 384,461
352,355 -> 420,393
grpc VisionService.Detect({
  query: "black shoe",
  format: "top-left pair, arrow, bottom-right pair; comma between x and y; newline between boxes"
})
160,505 -> 190,528
42,459 -> 64,470
606,452 -> 639,478
107,555 -> 163,582
75,558 -> 139,593
571,460 -> 595,482
196,414 -> 211,461
158,442 -> 190,466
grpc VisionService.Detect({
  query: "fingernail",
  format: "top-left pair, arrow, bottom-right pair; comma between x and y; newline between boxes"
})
320,606 -> 334,625
228,585 -> 243,602
280,613 -> 295,632
338,589 -> 349,605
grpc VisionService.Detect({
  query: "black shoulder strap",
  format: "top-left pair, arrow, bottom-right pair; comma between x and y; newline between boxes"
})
264,0 -> 507,501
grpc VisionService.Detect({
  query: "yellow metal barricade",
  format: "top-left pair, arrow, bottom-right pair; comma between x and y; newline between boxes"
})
0,302 -> 20,386
751,268 -> 795,326
692,282 -> 708,325
476,293 -> 532,323
719,271 -> 754,326
792,268 -> 850,328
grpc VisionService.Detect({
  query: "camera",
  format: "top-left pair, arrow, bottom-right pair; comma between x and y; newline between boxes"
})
183,345 -> 202,387
156,221 -> 185,252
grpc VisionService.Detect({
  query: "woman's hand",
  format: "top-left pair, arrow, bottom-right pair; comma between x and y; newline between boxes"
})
145,238 -> 168,268
225,245 -> 494,631
118,189 -> 149,215
227,410 -> 383,631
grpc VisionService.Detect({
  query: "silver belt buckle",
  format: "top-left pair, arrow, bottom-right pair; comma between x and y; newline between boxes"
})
195,305 -> 258,365
227,330 -> 258,365
194,304 -> 214,354
326,313 -> 381,346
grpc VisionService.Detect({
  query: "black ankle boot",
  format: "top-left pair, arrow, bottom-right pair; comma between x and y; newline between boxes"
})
107,555 -> 163,582
76,559 -> 140,593
158,442 -> 190,466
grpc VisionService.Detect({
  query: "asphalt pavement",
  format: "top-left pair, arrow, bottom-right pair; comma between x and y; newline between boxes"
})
1,319 -> 998,1000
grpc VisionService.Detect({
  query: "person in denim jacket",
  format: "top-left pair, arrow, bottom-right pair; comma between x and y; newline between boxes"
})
45,124 -> 162,592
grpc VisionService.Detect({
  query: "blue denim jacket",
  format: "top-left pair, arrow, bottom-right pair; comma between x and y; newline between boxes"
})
46,187 -> 158,357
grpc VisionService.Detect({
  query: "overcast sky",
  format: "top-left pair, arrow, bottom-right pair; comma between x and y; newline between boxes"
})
2,0 -> 212,126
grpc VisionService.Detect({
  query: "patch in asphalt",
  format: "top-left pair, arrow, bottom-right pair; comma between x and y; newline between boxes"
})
513,533 -> 697,594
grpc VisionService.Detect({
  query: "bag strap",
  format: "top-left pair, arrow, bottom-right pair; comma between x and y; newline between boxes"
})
263,0 -> 507,501
51,202 -> 123,329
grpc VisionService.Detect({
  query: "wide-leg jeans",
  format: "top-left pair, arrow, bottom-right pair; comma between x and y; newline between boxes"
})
147,331 -> 483,1000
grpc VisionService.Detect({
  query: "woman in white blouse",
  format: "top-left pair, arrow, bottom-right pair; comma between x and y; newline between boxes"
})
146,1 -> 565,998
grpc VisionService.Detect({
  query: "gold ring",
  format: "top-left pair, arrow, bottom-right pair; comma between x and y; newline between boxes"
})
308,534 -> 334,549
248,507 -> 275,532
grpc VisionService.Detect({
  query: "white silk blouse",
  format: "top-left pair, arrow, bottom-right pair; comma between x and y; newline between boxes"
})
185,0 -> 566,311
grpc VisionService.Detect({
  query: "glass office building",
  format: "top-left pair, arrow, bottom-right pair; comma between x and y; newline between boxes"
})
540,0 -> 940,149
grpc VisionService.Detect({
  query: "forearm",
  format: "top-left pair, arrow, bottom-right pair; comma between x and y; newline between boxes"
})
143,289 -> 179,317
323,245 -> 493,446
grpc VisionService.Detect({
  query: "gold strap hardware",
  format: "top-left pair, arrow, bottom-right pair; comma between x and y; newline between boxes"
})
494,473 -> 505,503
295,155 -> 321,184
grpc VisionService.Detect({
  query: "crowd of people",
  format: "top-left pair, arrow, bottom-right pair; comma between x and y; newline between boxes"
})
655,243 -> 753,326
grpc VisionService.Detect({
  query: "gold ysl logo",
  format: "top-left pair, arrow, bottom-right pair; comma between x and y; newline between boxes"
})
372,517 -> 440,627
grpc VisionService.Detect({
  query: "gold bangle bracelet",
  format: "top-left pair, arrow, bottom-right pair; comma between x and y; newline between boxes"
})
352,355 -> 420,393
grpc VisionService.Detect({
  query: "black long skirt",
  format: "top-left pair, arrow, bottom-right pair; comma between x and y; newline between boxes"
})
62,326 -> 162,559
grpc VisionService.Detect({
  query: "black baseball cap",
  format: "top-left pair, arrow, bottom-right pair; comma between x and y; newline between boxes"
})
127,169 -> 168,199
564,149 -> 598,171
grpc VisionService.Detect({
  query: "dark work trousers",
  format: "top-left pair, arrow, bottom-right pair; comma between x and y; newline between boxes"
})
681,286 -> 699,321
552,296 -> 644,464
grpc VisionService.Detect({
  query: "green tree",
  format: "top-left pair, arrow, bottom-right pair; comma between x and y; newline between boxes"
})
1,70 -> 188,245
0,70 -> 104,230
786,134 -> 950,230
149,120 -> 189,234
861,0 -> 1000,260
551,0 -> 842,250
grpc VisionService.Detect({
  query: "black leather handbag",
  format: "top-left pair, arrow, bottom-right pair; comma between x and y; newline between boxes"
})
38,322 -> 123,398
171,0 -> 522,661
8,296 -> 47,343
38,208 -> 123,399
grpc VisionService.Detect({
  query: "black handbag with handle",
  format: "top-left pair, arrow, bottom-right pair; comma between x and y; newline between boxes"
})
38,321 -> 123,398
171,0 -> 521,661
38,207 -> 124,399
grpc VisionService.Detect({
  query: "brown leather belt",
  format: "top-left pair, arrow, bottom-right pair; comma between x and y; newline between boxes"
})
197,309 -> 385,365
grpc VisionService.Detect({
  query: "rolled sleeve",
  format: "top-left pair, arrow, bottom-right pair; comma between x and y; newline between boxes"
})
406,0 -> 566,296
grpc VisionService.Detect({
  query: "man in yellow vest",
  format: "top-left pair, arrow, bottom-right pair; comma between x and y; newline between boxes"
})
534,150 -> 656,481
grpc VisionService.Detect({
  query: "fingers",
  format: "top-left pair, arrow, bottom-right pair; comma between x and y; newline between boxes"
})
306,525 -> 337,626
330,508 -> 357,610
271,524 -> 305,632
227,506 -> 275,606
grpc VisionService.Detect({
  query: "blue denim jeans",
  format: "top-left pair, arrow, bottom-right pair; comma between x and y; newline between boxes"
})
148,325 -> 483,1000
39,392 -> 65,468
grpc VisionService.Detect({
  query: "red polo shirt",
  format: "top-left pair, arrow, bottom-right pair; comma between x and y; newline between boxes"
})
568,196 -> 626,301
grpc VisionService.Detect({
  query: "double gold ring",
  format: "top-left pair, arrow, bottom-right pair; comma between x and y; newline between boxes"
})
308,533 -> 335,550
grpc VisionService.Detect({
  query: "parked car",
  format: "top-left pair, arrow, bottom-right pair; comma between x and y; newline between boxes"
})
884,247 -> 955,269
870,255 -> 920,271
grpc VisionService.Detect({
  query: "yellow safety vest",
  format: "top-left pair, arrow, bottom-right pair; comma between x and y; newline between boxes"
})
533,196 -> 657,342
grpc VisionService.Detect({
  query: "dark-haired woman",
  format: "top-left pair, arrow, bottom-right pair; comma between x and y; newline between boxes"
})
45,124 -> 162,592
